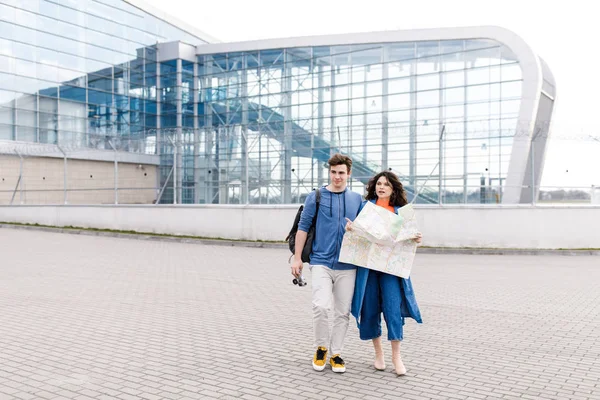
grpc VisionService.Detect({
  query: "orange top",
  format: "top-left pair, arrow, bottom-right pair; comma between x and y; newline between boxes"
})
375,198 -> 395,213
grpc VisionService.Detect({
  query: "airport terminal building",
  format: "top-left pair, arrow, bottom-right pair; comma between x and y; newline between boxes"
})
0,0 -> 556,205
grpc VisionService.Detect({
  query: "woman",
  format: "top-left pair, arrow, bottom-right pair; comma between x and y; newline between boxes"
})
346,171 -> 423,376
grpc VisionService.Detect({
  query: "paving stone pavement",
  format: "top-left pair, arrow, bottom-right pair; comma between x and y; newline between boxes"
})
0,229 -> 599,400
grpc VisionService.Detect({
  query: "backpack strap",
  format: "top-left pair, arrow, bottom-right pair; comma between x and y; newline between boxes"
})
312,188 -> 321,225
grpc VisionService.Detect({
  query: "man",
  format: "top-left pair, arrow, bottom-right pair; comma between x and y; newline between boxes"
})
291,153 -> 363,373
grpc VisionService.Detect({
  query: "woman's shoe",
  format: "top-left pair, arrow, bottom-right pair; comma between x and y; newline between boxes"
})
393,357 -> 407,376
374,354 -> 386,371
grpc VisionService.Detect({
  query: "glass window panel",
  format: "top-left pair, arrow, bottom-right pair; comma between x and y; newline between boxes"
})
12,41 -> 36,62
145,114 -> 157,127
388,110 -> 410,123
350,83 -> 365,98
86,57 -> 112,73
59,114 -> 86,133
417,41 -> 439,58
467,85 -> 490,102
440,40 -> 464,60
388,93 -> 410,110
60,85 -> 86,103
335,99 -> 349,114
443,87 -> 464,105
386,43 -> 414,63
87,88 -> 112,106
88,74 -> 113,91
0,89 -> 18,104
351,97 -> 365,113
0,55 -> 15,76
417,74 -> 440,91
352,66 -> 366,83
14,58 -> 36,78
490,83 -> 501,100
57,20 -> 85,39
445,104 -> 464,119
500,118 -> 518,135
444,70 -> 465,88
52,36 -> 84,58
365,64 -> 382,82
0,37 -> 13,59
351,45 -> 382,66
0,3 -> 16,22
17,94 -> 36,110
0,21 -> 15,43
0,123 -> 14,140
64,75 -> 86,88
17,126 -> 36,142
334,85 -> 349,100
466,102 -> 489,117
366,82 -> 382,97
58,67 -> 82,83
0,72 -> 35,93
489,101 -> 501,118
501,99 -> 521,116
389,78 -> 410,94
417,90 -> 440,108
161,114 -> 177,128
416,42 -> 439,75
40,0 -> 59,18
467,67 -> 490,86
501,63 -> 522,81
331,45 -> 351,66
0,105 -> 14,125
465,39 -> 499,52
501,81 -> 522,99
38,95 -> 57,112
57,52 -> 86,73
58,4 -> 85,24
144,100 -> 158,114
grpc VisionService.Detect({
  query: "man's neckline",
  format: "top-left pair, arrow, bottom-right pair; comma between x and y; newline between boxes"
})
325,185 -> 346,194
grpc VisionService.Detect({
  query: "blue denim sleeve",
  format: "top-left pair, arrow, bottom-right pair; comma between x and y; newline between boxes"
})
358,199 -> 366,214
298,190 -> 317,232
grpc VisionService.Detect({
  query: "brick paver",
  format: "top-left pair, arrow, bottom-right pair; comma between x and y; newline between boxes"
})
0,229 -> 599,400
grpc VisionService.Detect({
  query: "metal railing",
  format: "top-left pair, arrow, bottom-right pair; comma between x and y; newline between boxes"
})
1,130 -> 599,206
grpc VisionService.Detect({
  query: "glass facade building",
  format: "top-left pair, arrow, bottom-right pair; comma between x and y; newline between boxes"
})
197,41 -> 524,205
0,1 -> 555,205
0,0 -> 210,153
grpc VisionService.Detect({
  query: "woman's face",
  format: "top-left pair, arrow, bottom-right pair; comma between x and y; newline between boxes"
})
376,176 -> 393,200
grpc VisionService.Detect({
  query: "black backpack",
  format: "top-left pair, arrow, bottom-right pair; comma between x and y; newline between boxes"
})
285,189 -> 321,263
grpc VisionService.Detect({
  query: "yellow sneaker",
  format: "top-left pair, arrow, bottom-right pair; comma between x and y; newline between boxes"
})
330,354 -> 346,373
312,347 -> 328,371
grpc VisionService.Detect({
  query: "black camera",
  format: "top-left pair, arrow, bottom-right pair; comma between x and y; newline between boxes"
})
293,275 -> 307,287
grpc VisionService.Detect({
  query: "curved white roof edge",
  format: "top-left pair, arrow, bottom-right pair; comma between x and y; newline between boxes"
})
195,25 -> 549,204
123,0 -> 220,44
195,25 -> 530,55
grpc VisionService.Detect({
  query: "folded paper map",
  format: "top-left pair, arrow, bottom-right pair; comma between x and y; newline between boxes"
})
338,201 -> 419,278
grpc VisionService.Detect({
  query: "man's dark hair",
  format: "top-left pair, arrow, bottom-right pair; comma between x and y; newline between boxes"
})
365,171 -> 408,207
328,153 -> 352,173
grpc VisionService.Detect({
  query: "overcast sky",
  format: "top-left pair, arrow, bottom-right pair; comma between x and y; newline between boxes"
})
144,0 -> 599,189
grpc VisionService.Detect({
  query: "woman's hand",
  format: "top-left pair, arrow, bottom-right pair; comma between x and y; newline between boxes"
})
414,232 -> 423,244
345,218 -> 354,232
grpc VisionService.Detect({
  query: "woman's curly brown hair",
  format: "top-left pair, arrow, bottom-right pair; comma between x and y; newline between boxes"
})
365,171 -> 408,207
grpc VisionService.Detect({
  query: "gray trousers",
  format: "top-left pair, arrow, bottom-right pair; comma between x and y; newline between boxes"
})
310,265 -> 357,356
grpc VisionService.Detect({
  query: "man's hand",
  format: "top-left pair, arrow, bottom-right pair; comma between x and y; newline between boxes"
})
345,217 -> 354,232
414,232 -> 423,244
291,258 -> 303,278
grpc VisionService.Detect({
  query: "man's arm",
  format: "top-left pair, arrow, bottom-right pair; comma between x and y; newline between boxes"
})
291,231 -> 308,278
291,191 -> 317,278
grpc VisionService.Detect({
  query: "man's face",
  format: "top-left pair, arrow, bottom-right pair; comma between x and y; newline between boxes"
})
329,164 -> 350,191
